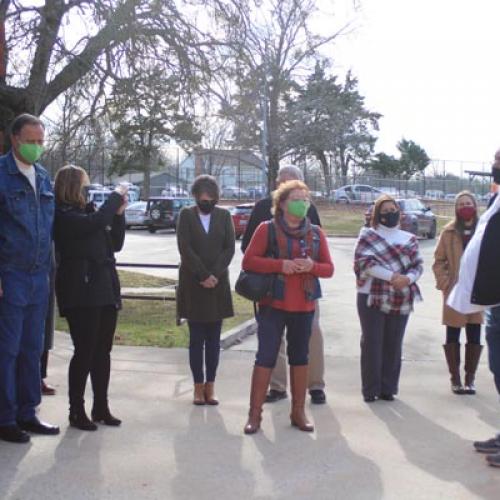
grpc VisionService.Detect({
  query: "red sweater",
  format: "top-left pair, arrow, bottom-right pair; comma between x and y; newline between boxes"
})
242,222 -> 334,312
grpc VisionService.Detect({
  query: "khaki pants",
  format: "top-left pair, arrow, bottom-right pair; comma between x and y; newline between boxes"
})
269,302 -> 325,392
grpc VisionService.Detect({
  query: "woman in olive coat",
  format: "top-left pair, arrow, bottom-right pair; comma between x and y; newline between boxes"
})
433,191 -> 483,395
176,175 -> 235,405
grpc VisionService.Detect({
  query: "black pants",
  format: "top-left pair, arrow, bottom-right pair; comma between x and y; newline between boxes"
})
446,324 -> 481,345
40,350 -> 49,379
357,294 -> 409,398
66,305 -> 117,412
255,306 -> 314,368
188,320 -> 222,383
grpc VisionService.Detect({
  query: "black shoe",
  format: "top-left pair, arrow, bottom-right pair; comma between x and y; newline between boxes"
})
17,417 -> 60,435
309,389 -> 327,405
379,394 -> 395,401
0,425 -> 30,443
474,435 -> 500,454
69,412 -> 98,431
265,390 -> 287,403
486,452 -> 500,467
364,396 -> 376,403
92,410 -> 122,427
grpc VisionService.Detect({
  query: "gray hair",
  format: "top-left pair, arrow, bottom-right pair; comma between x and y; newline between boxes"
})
277,164 -> 304,182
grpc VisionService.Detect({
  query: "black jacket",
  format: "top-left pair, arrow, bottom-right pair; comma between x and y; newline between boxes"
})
241,197 -> 321,252
472,193 -> 500,305
54,192 -> 125,316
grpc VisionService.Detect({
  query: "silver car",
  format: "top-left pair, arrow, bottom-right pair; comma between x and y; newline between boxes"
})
125,201 -> 148,229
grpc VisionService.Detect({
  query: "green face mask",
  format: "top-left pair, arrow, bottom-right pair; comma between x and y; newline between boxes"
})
287,199 -> 310,218
19,143 -> 44,164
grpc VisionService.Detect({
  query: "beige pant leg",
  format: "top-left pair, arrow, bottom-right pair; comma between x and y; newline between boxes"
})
269,338 -> 288,392
307,303 -> 325,391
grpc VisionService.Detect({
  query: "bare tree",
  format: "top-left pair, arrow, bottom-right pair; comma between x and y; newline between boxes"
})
0,0 -> 215,151
209,0 -> 351,190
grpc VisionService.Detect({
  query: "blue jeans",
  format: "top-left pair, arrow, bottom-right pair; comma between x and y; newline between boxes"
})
0,271 -> 49,426
486,306 -> 500,395
255,306 -> 314,368
188,321 -> 222,383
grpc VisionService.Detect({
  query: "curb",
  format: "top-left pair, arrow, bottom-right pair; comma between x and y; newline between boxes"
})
220,318 -> 257,349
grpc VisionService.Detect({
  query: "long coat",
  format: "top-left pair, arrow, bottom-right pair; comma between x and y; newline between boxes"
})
54,193 -> 125,316
432,221 -> 483,327
176,205 -> 235,322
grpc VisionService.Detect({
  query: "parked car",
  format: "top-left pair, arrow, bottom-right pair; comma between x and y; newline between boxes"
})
232,203 -> 254,239
425,190 -> 444,200
332,184 -> 383,204
125,201 -> 148,229
364,198 -> 437,239
87,189 -> 112,208
221,186 -> 250,199
444,193 -> 457,201
247,187 -> 265,200
145,197 -> 193,233
161,186 -> 189,197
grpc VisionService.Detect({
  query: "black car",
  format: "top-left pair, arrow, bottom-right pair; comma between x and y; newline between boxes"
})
145,197 -> 193,233
364,198 -> 437,239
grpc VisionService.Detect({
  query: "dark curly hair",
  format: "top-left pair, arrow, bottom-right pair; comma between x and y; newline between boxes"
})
191,175 -> 220,201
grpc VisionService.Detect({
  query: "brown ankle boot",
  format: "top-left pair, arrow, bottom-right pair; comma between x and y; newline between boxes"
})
204,382 -> 219,405
464,344 -> 483,395
290,365 -> 314,432
244,366 -> 272,435
443,344 -> 465,394
193,383 -> 206,405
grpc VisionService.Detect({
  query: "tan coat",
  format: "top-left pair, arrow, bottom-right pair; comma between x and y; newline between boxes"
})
432,221 -> 483,327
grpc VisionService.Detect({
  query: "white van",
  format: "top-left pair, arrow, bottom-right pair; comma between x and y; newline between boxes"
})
88,190 -> 112,208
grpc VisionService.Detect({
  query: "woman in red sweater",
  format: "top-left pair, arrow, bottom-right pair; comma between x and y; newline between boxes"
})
242,180 -> 334,434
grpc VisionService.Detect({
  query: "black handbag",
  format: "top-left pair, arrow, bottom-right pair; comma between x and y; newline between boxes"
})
235,221 -> 277,302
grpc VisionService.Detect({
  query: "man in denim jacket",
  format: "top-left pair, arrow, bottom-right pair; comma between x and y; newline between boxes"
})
0,114 -> 59,443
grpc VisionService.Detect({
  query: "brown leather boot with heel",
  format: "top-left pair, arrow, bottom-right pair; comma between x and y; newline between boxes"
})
244,366 -> 273,435
290,365 -> 314,432
193,383 -> 206,405
443,343 -> 465,395
204,382 -> 219,405
464,344 -> 483,395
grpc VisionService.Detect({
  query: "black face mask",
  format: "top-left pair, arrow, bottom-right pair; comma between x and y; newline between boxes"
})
492,167 -> 500,185
197,200 -> 217,214
379,211 -> 400,228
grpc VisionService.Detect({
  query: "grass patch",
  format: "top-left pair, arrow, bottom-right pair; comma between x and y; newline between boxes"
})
317,204 -> 366,236
56,270 -> 255,348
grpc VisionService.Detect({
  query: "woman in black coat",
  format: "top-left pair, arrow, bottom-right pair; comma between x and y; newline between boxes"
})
54,165 -> 127,431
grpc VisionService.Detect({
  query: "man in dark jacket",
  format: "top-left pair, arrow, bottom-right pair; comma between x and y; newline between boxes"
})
0,114 -> 59,443
241,165 -> 327,405
473,149 -> 500,467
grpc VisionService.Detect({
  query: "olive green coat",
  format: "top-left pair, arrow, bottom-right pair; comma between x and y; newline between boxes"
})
176,205 -> 235,322
432,221 -> 483,327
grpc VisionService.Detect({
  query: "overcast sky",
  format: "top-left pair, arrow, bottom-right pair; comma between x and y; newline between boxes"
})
318,0 -> 500,173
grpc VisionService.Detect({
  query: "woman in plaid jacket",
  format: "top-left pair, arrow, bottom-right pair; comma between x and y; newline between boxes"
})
354,195 -> 423,402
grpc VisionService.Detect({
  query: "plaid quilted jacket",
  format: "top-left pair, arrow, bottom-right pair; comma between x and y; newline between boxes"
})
354,228 -> 423,315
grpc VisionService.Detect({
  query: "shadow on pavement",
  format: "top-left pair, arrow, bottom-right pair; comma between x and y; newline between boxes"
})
370,400 -> 500,499
172,407 -> 256,499
7,427 -> 105,500
249,402 -> 384,500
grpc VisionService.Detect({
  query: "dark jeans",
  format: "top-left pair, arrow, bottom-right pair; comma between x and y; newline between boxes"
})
40,350 -> 49,379
255,306 -> 314,368
446,324 -> 481,345
188,320 -> 222,384
66,305 -> 117,412
357,293 -> 409,398
486,306 -> 500,395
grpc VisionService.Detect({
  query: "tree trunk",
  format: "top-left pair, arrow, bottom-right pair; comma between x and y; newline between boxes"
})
315,150 -> 331,194
339,145 -> 348,185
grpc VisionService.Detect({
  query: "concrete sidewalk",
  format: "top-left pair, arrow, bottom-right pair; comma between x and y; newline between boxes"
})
1,332 -> 500,500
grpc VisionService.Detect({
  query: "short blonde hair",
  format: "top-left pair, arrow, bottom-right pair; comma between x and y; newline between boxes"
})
371,194 -> 398,228
54,165 -> 90,208
272,180 -> 309,218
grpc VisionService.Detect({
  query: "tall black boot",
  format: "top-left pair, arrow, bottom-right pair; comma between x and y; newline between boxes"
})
464,344 -> 483,395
